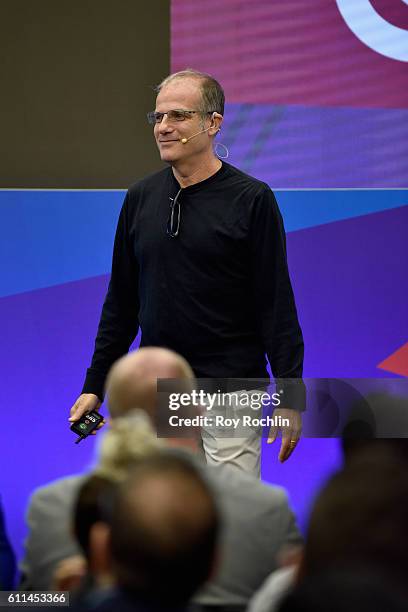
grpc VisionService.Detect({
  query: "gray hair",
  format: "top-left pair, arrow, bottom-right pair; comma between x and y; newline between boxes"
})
156,69 -> 225,116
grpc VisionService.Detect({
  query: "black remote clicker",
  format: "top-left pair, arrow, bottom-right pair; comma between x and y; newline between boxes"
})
70,410 -> 104,444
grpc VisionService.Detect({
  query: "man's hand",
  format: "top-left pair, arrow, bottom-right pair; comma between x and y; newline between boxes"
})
51,555 -> 86,591
69,393 -> 105,434
267,408 -> 302,463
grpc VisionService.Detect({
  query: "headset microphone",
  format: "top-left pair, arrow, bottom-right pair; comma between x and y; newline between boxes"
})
181,126 -> 212,144
180,114 -> 219,144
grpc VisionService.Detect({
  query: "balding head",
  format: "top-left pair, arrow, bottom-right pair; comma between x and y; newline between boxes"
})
109,452 -> 219,605
105,347 -> 195,420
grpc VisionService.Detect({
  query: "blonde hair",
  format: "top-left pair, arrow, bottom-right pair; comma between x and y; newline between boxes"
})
94,410 -> 163,482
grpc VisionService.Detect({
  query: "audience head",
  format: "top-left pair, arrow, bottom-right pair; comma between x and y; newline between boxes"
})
73,474 -> 117,563
74,408 -> 161,560
104,452 -> 219,605
72,412 -> 163,588
105,348 -> 202,450
341,393 -> 408,463
278,568 -> 406,612
301,445 -> 408,591
105,347 -> 195,419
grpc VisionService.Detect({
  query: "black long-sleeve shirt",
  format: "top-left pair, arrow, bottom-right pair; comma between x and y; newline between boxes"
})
82,162 -> 304,402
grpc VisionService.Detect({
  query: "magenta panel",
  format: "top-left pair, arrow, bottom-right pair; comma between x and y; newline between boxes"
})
172,0 -> 408,109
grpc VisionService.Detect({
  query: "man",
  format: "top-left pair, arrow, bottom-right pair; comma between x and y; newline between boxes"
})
250,444 -> 408,612
69,69 -> 304,469
303,445 -> 408,587
106,349 -> 302,607
83,453 -> 219,611
20,407 -> 162,591
23,348 -> 302,608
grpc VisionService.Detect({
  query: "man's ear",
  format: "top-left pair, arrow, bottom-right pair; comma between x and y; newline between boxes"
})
210,112 -> 223,135
88,521 -> 112,577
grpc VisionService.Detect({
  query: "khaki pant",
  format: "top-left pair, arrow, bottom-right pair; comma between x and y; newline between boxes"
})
200,389 -> 263,478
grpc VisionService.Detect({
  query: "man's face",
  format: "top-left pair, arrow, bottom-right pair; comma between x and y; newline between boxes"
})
153,78 -> 212,164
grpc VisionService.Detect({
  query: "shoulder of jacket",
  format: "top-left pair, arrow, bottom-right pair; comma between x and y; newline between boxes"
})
29,474 -> 85,505
207,464 -> 288,503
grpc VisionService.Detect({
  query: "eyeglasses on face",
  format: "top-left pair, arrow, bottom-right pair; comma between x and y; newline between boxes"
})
147,109 -> 214,125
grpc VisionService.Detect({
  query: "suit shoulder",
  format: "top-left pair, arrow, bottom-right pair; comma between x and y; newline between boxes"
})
244,475 -> 289,507
207,464 -> 288,504
28,475 -> 84,507
260,482 -> 290,507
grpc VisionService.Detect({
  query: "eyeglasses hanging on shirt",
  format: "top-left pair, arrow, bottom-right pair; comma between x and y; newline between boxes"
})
167,188 -> 182,238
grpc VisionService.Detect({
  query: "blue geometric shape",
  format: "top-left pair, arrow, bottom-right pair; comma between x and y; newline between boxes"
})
276,190 -> 408,232
0,190 -> 124,297
0,189 -> 406,297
